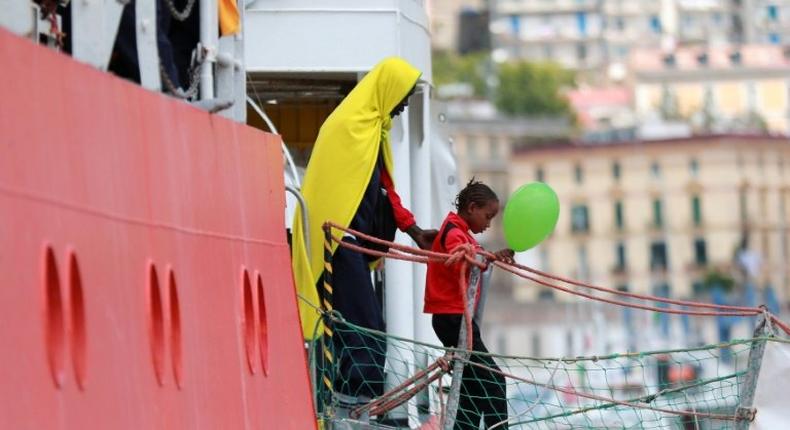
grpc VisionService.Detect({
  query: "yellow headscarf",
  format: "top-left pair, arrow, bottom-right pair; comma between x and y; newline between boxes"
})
291,57 -> 422,339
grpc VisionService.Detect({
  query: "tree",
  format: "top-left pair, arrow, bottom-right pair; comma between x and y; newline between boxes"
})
431,50 -> 488,97
703,269 -> 735,292
494,61 -> 575,117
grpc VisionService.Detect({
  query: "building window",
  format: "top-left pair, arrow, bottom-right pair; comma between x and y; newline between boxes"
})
536,166 -> 545,182
769,33 -> 781,44
576,43 -> 588,62
615,16 -> 625,31
538,289 -> 555,301
691,195 -> 702,226
653,283 -> 671,337
577,244 -> 590,280
490,138 -> 500,159
747,81 -> 757,110
650,15 -> 661,33
694,237 -> 708,266
615,242 -> 627,271
571,204 -> 590,233
615,200 -> 624,231
612,161 -> 621,180
543,44 -> 553,58
690,158 -> 699,177
576,12 -> 587,36
509,14 -> 521,37
653,199 -> 664,229
497,333 -> 507,355
651,161 -> 661,178
730,50 -> 742,65
739,188 -> 748,224
650,240 -> 668,270
653,283 -> 670,298
566,331 -> 574,356
539,247 -> 549,271
692,280 -> 705,296
574,164 -> 584,184
768,5 -> 779,21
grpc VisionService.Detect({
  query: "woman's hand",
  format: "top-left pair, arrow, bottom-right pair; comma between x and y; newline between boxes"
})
493,248 -> 515,264
407,225 -> 438,250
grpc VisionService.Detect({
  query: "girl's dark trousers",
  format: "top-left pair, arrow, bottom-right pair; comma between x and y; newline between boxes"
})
432,314 -> 508,430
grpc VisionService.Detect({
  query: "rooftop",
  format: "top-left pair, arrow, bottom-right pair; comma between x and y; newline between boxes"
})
513,133 -> 790,156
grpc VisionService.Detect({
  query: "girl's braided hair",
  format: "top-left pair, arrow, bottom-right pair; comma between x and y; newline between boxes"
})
454,178 -> 498,211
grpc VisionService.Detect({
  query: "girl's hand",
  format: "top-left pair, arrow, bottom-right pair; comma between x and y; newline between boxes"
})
494,248 -> 515,264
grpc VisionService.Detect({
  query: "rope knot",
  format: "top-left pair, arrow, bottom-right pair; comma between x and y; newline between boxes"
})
445,243 -> 475,266
437,354 -> 453,372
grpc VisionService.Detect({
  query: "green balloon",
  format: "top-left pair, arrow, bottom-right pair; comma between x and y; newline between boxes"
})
502,182 -> 560,252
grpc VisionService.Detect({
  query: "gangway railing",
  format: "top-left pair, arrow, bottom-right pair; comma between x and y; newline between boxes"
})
304,221 -> 790,429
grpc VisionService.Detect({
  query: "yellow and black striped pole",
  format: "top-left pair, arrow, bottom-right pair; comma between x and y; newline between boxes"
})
320,224 -> 335,408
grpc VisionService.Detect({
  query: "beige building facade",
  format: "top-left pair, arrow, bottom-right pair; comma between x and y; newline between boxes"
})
490,0 -> 734,80
632,45 -> 790,134
509,135 -> 790,305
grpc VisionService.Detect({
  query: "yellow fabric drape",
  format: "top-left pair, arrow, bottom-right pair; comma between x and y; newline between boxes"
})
291,57 -> 421,339
219,0 -> 240,36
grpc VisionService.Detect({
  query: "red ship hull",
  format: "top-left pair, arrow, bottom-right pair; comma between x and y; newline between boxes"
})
0,29 -> 317,429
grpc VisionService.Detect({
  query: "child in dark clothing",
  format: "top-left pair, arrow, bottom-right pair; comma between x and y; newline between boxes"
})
424,179 -> 513,429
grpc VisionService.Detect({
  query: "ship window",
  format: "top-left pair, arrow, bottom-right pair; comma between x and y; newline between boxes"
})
168,269 -> 183,388
44,246 -> 66,388
68,252 -> 87,390
148,263 -> 165,385
257,273 -> 269,375
242,269 -> 256,374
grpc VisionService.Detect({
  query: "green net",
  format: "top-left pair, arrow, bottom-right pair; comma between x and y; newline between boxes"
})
308,314 -> 783,429
306,226 -> 786,429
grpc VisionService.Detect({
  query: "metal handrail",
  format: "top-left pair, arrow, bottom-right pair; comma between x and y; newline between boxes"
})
286,185 -> 310,254
245,95 -> 302,188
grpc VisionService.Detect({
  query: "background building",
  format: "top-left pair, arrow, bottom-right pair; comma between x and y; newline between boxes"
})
488,0 -> 790,82
732,0 -> 790,45
631,44 -> 790,134
510,135 -> 789,302
481,135 -> 790,357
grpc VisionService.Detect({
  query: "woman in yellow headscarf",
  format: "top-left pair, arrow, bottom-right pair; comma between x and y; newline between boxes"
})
291,57 -> 436,398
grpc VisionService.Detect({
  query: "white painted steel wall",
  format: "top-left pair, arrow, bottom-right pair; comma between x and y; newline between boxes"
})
244,0 -> 432,82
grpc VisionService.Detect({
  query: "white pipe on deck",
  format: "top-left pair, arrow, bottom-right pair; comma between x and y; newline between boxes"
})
199,0 -> 218,99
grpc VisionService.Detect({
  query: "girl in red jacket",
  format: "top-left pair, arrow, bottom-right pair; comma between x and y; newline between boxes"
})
424,179 -> 514,429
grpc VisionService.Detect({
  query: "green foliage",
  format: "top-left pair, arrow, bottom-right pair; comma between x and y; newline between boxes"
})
432,50 -> 488,97
494,61 -> 575,117
432,52 -> 576,118
704,269 -> 735,292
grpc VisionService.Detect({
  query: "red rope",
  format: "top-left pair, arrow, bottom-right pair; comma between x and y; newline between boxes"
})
324,222 -> 487,269
322,222 -> 790,333
480,250 -> 760,313
458,259 -> 474,350
494,261 -> 760,317
351,355 -> 452,418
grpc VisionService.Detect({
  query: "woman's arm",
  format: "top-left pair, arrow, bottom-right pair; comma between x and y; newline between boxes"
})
380,168 -> 437,249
